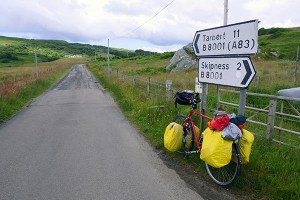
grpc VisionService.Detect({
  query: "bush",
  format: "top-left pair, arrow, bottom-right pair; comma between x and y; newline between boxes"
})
1,58 -> 9,63
160,52 -> 175,59
268,32 -> 282,39
0,52 -> 19,62
259,41 -> 270,47
259,27 -> 288,36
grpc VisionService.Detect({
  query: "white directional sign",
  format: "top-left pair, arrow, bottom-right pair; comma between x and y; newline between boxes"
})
193,20 -> 258,57
198,57 -> 256,88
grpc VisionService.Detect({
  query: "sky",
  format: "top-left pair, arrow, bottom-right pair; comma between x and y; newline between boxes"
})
0,0 -> 299,53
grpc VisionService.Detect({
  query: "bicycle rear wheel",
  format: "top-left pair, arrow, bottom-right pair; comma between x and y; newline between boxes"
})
172,115 -> 194,151
205,142 -> 241,186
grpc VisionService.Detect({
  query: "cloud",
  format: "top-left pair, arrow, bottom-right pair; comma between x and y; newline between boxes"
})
244,0 -> 289,13
0,0 -> 299,52
230,0 -> 299,28
104,0 -> 154,16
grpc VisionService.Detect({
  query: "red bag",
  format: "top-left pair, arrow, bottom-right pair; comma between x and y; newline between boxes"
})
211,115 -> 230,131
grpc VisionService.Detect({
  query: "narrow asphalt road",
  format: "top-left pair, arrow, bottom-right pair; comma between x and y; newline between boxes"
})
0,64 -> 206,200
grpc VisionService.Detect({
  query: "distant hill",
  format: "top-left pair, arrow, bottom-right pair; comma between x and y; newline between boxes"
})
258,27 -> 300,60
0,36 -> 156,66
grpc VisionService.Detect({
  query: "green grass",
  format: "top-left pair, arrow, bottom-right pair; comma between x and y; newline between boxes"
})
0,66 -> 71,124
258,27 -> 300,60
87,54 -> 300,200
1,25 -> 300,199
0,35 -> 158,68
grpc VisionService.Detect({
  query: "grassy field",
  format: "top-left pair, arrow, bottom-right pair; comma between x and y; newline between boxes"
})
0,57 -> 87,123
1,26 -> 299,199
99,53 -> 299,92
0,51 -> 299,199
0,57 -> 86,80
258,27 -> 300,60
88,54 -> 300,200
0,35 -> 155,68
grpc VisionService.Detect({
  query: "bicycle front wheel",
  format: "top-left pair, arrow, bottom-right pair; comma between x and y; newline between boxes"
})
172,115 -> 194,152
205,142 -> 241,186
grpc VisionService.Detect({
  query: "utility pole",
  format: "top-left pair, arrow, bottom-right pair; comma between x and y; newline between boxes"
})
202,1 -> 230,131
35,51 -> 39,79
223,0 -> 228,26
107,38 -> 110,80
227,0 -> 246,115
216,0 -> 229,105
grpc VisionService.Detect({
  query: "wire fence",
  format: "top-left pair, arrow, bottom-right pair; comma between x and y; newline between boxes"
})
218,89 -> 300,148
109,69 -> 300,148
110,70 -> 176,103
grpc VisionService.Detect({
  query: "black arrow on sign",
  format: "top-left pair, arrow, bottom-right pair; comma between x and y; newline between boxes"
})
194,34 -> 200,54
241,60 -> 252,85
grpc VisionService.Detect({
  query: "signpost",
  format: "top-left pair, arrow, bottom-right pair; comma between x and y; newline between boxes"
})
198,57 -> 256,88
193,20 -> 258,57
192,19 -> 258,115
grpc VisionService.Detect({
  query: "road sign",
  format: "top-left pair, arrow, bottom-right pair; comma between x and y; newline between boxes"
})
198,57 -> 256,88
193,20 -> 258,57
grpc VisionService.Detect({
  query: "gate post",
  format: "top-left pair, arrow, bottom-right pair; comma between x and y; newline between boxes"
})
132,76 -> 136,91
166,80 -> 172,105
266,99 -> 277,141
147,77 -> 150,96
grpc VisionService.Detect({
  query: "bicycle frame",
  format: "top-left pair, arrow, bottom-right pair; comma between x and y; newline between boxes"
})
173,92 -> 242,186
183,109 -> 212,154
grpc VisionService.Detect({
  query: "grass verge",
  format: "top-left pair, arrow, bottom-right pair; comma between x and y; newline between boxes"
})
0,66 -> 71,124
88,60 -> 300,200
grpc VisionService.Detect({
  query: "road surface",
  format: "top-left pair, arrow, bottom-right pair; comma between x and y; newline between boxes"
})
0,64 -> 208,200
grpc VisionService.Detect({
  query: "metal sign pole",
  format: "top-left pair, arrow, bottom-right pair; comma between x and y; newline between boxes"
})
200,83 -> 207,133
223,0 -> 228,26
216,0 -> 229,101
238,89 -> 247,115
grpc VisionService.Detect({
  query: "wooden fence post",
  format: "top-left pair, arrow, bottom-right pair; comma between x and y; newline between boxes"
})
266,99 -> 277,141
147,77 -> 150,96
256,76 -> 260,87
166,80 -> 172,105
132,76 -> 136,91
278,100 -> 284,141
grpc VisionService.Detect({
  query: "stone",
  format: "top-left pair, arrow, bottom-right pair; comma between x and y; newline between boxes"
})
166,43 -> 197,73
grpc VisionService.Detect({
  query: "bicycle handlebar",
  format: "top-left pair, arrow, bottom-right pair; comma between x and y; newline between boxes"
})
192,93 -> 201,109
194,93 -> 201,103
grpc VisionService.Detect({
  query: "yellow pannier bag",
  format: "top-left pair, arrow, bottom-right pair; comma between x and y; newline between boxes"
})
239,129 -> 255,164
200,128 -> 233,168
185,125 -> 200,148
164,122 -> 183,152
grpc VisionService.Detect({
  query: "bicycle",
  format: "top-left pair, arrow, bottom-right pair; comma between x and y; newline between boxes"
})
172,91 -> 241,186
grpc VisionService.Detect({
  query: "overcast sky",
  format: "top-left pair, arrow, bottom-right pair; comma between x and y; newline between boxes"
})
0,0 -> 299,52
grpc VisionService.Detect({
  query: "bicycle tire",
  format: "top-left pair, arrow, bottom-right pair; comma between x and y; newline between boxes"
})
172,115 -> 194,152
205,142 -> 241,186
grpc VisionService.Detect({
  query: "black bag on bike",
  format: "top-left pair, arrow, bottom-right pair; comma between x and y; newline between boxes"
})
175,90 -> 194,108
